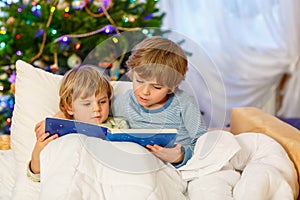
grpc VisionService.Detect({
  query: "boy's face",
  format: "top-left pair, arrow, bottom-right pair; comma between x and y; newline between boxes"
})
132,73 -> 171,110
66,90 -> 110,125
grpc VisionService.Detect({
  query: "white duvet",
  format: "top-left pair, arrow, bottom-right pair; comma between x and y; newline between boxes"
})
0,130 -> 298,200
39,134 -> 187,200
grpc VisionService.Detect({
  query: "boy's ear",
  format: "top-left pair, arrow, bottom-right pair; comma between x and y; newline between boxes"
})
65,105 -> 74,116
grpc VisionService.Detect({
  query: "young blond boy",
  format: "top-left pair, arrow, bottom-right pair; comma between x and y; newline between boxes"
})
27,65 -> 128,181
111,36 -> 207,168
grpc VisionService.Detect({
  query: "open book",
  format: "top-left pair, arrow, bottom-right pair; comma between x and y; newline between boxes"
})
45,118 -> 177,147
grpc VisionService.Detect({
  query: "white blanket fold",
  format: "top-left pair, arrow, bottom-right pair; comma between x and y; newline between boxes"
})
179,130 -> 299,200
231,133 -> 299,199
40,134 -> 187,200
179,130 -> 241,179
179,130 -> 242,199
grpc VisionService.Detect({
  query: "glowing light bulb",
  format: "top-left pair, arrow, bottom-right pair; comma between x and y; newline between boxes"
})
112,37 -> 118,43
65,7 -> 70,12
62,36 -> 69,42
50,6 -> 56,13
0,42 -> 5,49
51,29 -> 57,35
16,50 -> 22,56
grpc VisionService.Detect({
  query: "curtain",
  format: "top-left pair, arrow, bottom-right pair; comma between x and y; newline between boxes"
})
158,0 -> 300,127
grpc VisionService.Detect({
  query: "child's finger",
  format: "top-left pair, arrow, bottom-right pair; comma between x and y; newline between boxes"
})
146,144 -> 154,150
35,120 -> 45,138
38,133 -> 49,141
43,134 -> 58,146
153,144 -> 163,150
174,144 -> 182,150
45,134 -> 59,142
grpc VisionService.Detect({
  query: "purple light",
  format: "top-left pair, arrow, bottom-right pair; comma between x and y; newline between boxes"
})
35,29 -> 44,37
104,25 -> 114,34
45,65 -> 52,72
97,0 -> 111,13
17,8 -> 22,12
102,0 -> 111,7
8,71 -> 16,83
62,36 -> 69,42
144,13 -> 153,20
16,50 -> 22,56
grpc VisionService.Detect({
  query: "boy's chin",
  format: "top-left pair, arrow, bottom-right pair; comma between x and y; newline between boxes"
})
85,119 -> 104,125
138,102 -> 150,109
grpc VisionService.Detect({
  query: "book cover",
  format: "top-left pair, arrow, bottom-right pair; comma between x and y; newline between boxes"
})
45,118 -> 177,147
45,117 -> 107,139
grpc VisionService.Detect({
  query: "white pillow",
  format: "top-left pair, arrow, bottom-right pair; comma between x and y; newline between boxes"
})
11,60 -> 63,164
10,60 -> 132,164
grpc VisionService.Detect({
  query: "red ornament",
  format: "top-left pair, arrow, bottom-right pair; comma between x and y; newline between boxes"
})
75,43 -> 81,50
98,62 -> 112,68
6,118 -> 11,125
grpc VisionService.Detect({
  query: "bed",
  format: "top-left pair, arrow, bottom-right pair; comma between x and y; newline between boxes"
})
0,60 -> 299,199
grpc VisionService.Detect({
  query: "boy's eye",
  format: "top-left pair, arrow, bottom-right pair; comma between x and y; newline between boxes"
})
153,85 -> 162,90
83,103 -> 91,106
136,79 -> 143,83
99,100 -> 107,104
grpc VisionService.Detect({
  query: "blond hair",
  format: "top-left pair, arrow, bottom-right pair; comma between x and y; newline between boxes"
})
59,65 -> 113,119
126,36 -> 188,89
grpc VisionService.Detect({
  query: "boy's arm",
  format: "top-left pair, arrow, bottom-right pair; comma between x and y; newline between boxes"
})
27,162 -> 41,182
172,95 -> 207,168
28,113 -> 61,182
182,95 -> 207,150
27,133 -> 58,181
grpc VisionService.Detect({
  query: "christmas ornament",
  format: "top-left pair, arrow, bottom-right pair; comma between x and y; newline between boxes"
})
33,60 -> 46,68
0,73 -> 8,80
67,54 -> 82,68
57,1 -> 70,10
50,63 -> 59,72
93,0 -> 111,8
72,0 -> 86,10
6,17 -> 14,25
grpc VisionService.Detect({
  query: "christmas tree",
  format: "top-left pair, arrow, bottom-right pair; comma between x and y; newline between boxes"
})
0,0 -> 165,134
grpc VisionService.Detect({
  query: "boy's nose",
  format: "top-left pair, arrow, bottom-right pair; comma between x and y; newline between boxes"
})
94,102 -> 101,111
141,85 -> 150,95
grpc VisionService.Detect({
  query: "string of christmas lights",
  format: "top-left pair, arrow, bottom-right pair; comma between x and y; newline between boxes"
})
0,0 -> 165,134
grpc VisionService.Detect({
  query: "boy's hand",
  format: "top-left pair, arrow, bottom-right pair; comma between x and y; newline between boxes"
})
30,133 -> 58,174
34,112 -> 66,139
35,120 -> 46,139
146,144 -> 184,164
